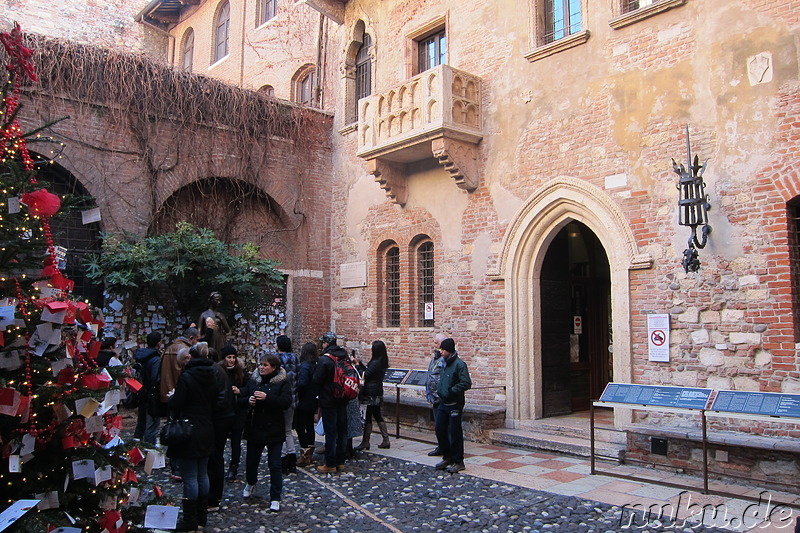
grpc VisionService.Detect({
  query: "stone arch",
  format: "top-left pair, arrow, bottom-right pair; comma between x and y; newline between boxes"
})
342,18 -> 376,124
494,177 -> 652,425
149,177 -> 294,262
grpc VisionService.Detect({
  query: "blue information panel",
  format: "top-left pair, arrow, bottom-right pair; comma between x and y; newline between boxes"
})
599,383 -> 712,410
711,390 -> 800,418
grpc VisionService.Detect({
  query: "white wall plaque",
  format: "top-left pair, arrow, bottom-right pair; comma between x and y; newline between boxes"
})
340,261 -> 367,288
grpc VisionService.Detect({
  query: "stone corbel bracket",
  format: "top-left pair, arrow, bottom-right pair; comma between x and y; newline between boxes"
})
431,137 -> 479,192
368,159 -> 408,206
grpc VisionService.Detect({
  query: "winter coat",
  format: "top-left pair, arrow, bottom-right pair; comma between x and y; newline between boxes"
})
278,351 -> 299,409
210,363 -> 236,423
134,347 -> 163,417
425,353 -> 445,404
167,358 -> 218,459
312,344 -> 349,408
296,360 -> 319,412
360,357 -> 387,399
221,362 -> 250,420
243,367 -> 291,443
436,352 -> 472,407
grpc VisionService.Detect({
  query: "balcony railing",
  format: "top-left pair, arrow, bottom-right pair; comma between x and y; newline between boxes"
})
356,64 -> 482,162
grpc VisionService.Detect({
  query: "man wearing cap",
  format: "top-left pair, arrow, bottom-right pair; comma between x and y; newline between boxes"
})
434,338 -> 472,474
312,332 -> 350,474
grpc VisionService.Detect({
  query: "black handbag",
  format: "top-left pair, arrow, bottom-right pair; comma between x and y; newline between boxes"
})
160,417 -> 193,447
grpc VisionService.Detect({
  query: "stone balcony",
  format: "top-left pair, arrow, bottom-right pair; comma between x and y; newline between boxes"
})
356,64 -> 483,206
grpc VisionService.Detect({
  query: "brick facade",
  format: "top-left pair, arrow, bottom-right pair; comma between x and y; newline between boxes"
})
5,0 -> 800,472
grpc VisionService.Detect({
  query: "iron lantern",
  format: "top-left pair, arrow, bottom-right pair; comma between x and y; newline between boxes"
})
672,126 -> 711,273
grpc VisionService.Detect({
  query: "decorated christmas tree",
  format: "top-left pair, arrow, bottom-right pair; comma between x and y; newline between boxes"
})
0,23 -> 168,532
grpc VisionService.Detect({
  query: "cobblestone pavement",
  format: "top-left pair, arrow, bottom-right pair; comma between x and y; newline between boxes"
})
146,450 -> 737,533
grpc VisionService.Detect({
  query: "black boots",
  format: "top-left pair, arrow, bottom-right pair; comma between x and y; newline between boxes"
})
177,499 -> 198,532
225,464 -> 237,482
377,421 -> 391,449
354,423 -> 372,451
197,496 -> 208,528
281,454 -> 297,474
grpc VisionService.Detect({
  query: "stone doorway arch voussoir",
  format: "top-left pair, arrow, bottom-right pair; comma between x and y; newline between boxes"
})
492,177 -> 652,427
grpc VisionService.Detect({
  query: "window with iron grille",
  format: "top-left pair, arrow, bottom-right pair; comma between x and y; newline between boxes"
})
386,246 -> 400,327
542,0 -> 582,44
418,241 -> 434,327
621,0 -> 654,14
182,29 -> 194,72
258,0 -> 277,26
214,1 -> 230,62
417,30 -> 446,74
355,34 -> 372,104
789,199 -> 800,340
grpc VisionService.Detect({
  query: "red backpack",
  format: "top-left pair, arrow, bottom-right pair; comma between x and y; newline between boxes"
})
327,354 -> 361,400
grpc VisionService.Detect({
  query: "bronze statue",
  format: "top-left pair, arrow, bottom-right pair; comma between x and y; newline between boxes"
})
198,291 -> 231,357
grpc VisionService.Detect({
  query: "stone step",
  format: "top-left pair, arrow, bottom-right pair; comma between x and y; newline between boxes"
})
489,427 -> 627,462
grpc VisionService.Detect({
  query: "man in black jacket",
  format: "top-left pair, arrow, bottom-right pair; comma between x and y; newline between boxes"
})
312,332 -> 350,473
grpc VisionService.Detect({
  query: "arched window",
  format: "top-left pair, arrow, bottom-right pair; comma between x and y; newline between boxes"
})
416,239 -> 434,327
294,65 -> 317,107
181,28 -> 194,72
378,241 -> 400,328
355,33 -> 372,107
258,0 -> 277,26
214,1 -> 231,63
258,84 -> 275,97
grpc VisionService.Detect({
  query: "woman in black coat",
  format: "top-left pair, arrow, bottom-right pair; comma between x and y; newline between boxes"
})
241,352 -> 291,512
168,341 -> 217,531
293,342 -> 320,467
354,340 -> 390,450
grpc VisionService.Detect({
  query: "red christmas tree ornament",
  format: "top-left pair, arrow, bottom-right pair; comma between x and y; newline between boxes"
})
21,188 -> 61,217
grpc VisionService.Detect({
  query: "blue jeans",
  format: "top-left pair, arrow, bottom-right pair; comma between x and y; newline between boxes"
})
321,402 -> 348,467
177,456 -> 209,501
245,441 -> 283,501
435,403 -> 465,463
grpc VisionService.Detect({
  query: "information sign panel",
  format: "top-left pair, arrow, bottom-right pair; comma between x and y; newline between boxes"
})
710,390 -> 800,418
599,383 -> 711,410
384,368 -> 410,384
403,370 -> 429,387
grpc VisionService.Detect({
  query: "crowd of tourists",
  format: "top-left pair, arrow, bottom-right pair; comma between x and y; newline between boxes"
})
108,291 -> 472,532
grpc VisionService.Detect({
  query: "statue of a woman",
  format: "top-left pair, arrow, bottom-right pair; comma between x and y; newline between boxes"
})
198,291 -> 231,358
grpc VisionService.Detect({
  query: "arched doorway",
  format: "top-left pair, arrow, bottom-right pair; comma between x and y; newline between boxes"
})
540,221 -> 610,416
491,177 -> 652,426
33,152 -> 103,306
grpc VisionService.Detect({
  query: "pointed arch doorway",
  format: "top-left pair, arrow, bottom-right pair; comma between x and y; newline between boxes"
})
492,177 -> 652,426
541,221 -> 610,416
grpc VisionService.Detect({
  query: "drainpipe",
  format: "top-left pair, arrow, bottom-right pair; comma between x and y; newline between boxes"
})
239,0 -> 248,87
314,13 -> 326,107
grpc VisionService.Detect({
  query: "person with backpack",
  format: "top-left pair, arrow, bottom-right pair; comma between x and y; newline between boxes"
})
312,332 -> 353,474
134,331 -> 163,445
354,340 -> 390,451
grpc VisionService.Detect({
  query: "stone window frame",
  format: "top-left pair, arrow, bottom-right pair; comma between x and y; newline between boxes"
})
411,235 -> 435,328
609,0 -> 687,30
212,0 -> 231,65
257,0 -> 278,28
292,64 -> 318,107
377,240 -> 401,329
405,14 -> 448,79
341,20 -> 375,129
524,0 -> 590,63
181,28 -> 194,73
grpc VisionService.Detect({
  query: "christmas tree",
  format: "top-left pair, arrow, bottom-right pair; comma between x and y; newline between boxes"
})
0,23 -> 167,532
